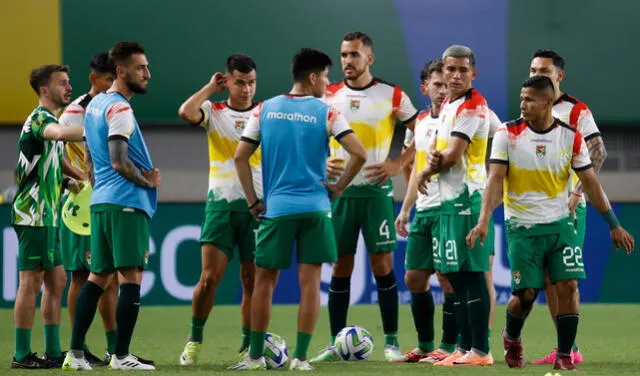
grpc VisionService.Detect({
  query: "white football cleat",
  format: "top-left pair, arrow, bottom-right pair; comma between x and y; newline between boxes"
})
61,352 -> 93,371
289,358 -> 314,371
110,354 -> 156,370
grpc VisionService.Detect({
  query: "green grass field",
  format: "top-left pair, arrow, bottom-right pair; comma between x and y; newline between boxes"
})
2,304 -> 638,375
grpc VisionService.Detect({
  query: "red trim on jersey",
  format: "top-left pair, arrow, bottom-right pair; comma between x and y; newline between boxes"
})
569,102 -> 588,128
392,85 -> 402,110
326,82 -> 345,96
506,121 -> 527,137
455,89 -> 487,117
106,104 -> 131,121
573,129 -> 584,156
63,110 -> 84,114
252,102 -> 263,118
212,102 -> 227,112
416,109 -> 431,121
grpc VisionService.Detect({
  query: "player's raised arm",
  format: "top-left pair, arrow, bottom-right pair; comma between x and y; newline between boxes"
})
178,72 -> 226,125
42,123 -> 84,141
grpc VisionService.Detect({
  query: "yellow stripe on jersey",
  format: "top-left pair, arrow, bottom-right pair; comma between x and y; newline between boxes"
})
506,163 -> 569,198
66,142 -> 87,171
207,130 -> 260,167
466,135 -> 488,183
414,149 -> 428,175
435,137 -> 449,152
341,116 -> 395,151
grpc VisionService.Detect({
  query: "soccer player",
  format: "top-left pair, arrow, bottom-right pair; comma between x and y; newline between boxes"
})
58,52 -> 118,365
394,59 -> 459,363
229,48 -> 367,371
312,31 -> 419,363
11,64 -> 85,369
416,45 -> 493,366
62,42 -> 160,371
528,49 -> 607,365
177,54 -> 261,364
467,75 -> 634,371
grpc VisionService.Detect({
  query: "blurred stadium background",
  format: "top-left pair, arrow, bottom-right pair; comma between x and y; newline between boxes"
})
1,0 -> 639,307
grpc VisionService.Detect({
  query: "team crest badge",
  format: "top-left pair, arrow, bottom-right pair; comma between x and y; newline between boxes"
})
536,144 -> 546,158
350,99 -> 360,111
85,252 -> 91,265
513,270 -> 521,285
235,120 -> 246,130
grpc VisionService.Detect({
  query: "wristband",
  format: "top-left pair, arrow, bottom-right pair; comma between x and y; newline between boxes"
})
602,209 -> 620,229
571,192 -> 583,198
248,199 -> 261,209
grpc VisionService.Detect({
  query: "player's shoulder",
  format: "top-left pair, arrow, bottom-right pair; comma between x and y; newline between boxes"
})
210,101 -> 228,113
555,118 -> 576,133
327,81 -> 346,95
417,108 -> 432,121
462,88 -> 488,107
501,117 -> 527,135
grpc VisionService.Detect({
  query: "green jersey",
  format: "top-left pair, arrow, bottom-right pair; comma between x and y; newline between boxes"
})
11,106 -> 64,227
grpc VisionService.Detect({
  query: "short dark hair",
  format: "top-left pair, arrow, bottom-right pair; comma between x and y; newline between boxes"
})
442,45 -> 476,67
109,42 -> 145,67
226,54 -> 257,74
90,52 -> 114,74
522,75 -> 555,96
532,49 -> 565,70
291,48 -> 332,82
343,31 -> 373,49
420,59 -> 444,81
29,64 -> 69,95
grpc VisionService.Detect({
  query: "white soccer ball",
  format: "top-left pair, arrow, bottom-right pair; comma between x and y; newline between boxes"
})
263,332 -> 288,369
334,326 -> 374,361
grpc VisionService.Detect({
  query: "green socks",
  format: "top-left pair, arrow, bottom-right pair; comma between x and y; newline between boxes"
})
241,326 -> 251,349
440,293 -> 457,352
114,284 -> 141,356
14,328 -> 31,361
294,332 -> 312,360
44,324 -> 62,358
506,311 -> 526,341
375,272 -> 399,345
328,277 -> 350,338
249,331 -> 266,359
410,291 -> 435,349
105,330 -> 117,354
556,314 -> 579,355
70,281 -> 104,350
189,316 -> 208,343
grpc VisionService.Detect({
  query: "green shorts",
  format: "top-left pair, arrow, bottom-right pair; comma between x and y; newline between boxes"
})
89,204 -> 151,274
13,225 -> 63,271
200,209 -> 258,262
60,216 -> 91,272
331,196 -> 396,255
437,213 -> 491,274
255,212 -> 337,270
575,203 -> 586,246
405,213 -> 440,271
506,217 -> 586,291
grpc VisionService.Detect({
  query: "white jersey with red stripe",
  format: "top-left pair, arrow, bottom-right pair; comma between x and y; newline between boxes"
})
59,93 -> 93,171
489,118 -> 592,225
326,78 -> 418,196
197,100 -> 262,210
413,110 -> 441,211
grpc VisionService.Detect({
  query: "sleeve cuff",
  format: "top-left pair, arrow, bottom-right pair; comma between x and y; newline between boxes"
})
335,129 -> 354,141
240,136 -> 260,145
584,132 -> 601,142
401,110 -> 419,124
488,159 -> 509,165
451,131 -> 471,143
108,135 -> 129,142
573,163 -> 593,172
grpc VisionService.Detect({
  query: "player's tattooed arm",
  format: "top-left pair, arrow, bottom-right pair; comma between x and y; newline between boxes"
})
573,135 -> 607,195
85,144 -> 95,186
108,138 -> 156,188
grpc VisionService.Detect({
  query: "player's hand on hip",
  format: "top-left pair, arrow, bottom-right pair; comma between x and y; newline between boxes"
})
326,157 -> 345,181
363,158 -> 401,187
209,72 -> 227,93
568,192 -> 581,218
250,201 -> 266,221
395,211 -> 410,238
322,181 -> 344,201
142,168 -> 162,188
611,227 -> 635,254
466,223 -> 488,249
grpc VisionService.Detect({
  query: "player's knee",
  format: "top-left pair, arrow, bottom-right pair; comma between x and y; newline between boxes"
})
436,271 -> 455,294
555,279 -> 578,299
404,271 -> 429,292
370,253 -> 392,276
199,270 -> 221,289
514,288 -> 538,311
333,255 -> 354,277
19,272 -> 44,294
241,274 -> 254,295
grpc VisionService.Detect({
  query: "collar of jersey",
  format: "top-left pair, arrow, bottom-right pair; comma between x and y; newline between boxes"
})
343,77 -> 377,91
526,118 -> 560,134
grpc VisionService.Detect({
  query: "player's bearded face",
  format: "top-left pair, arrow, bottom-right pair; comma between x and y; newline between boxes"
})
123,54 -> 151,94
340,40 -> 371,80
425,72 -> 448,109
443,57 -> 476,98
46,71 -> 72,107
